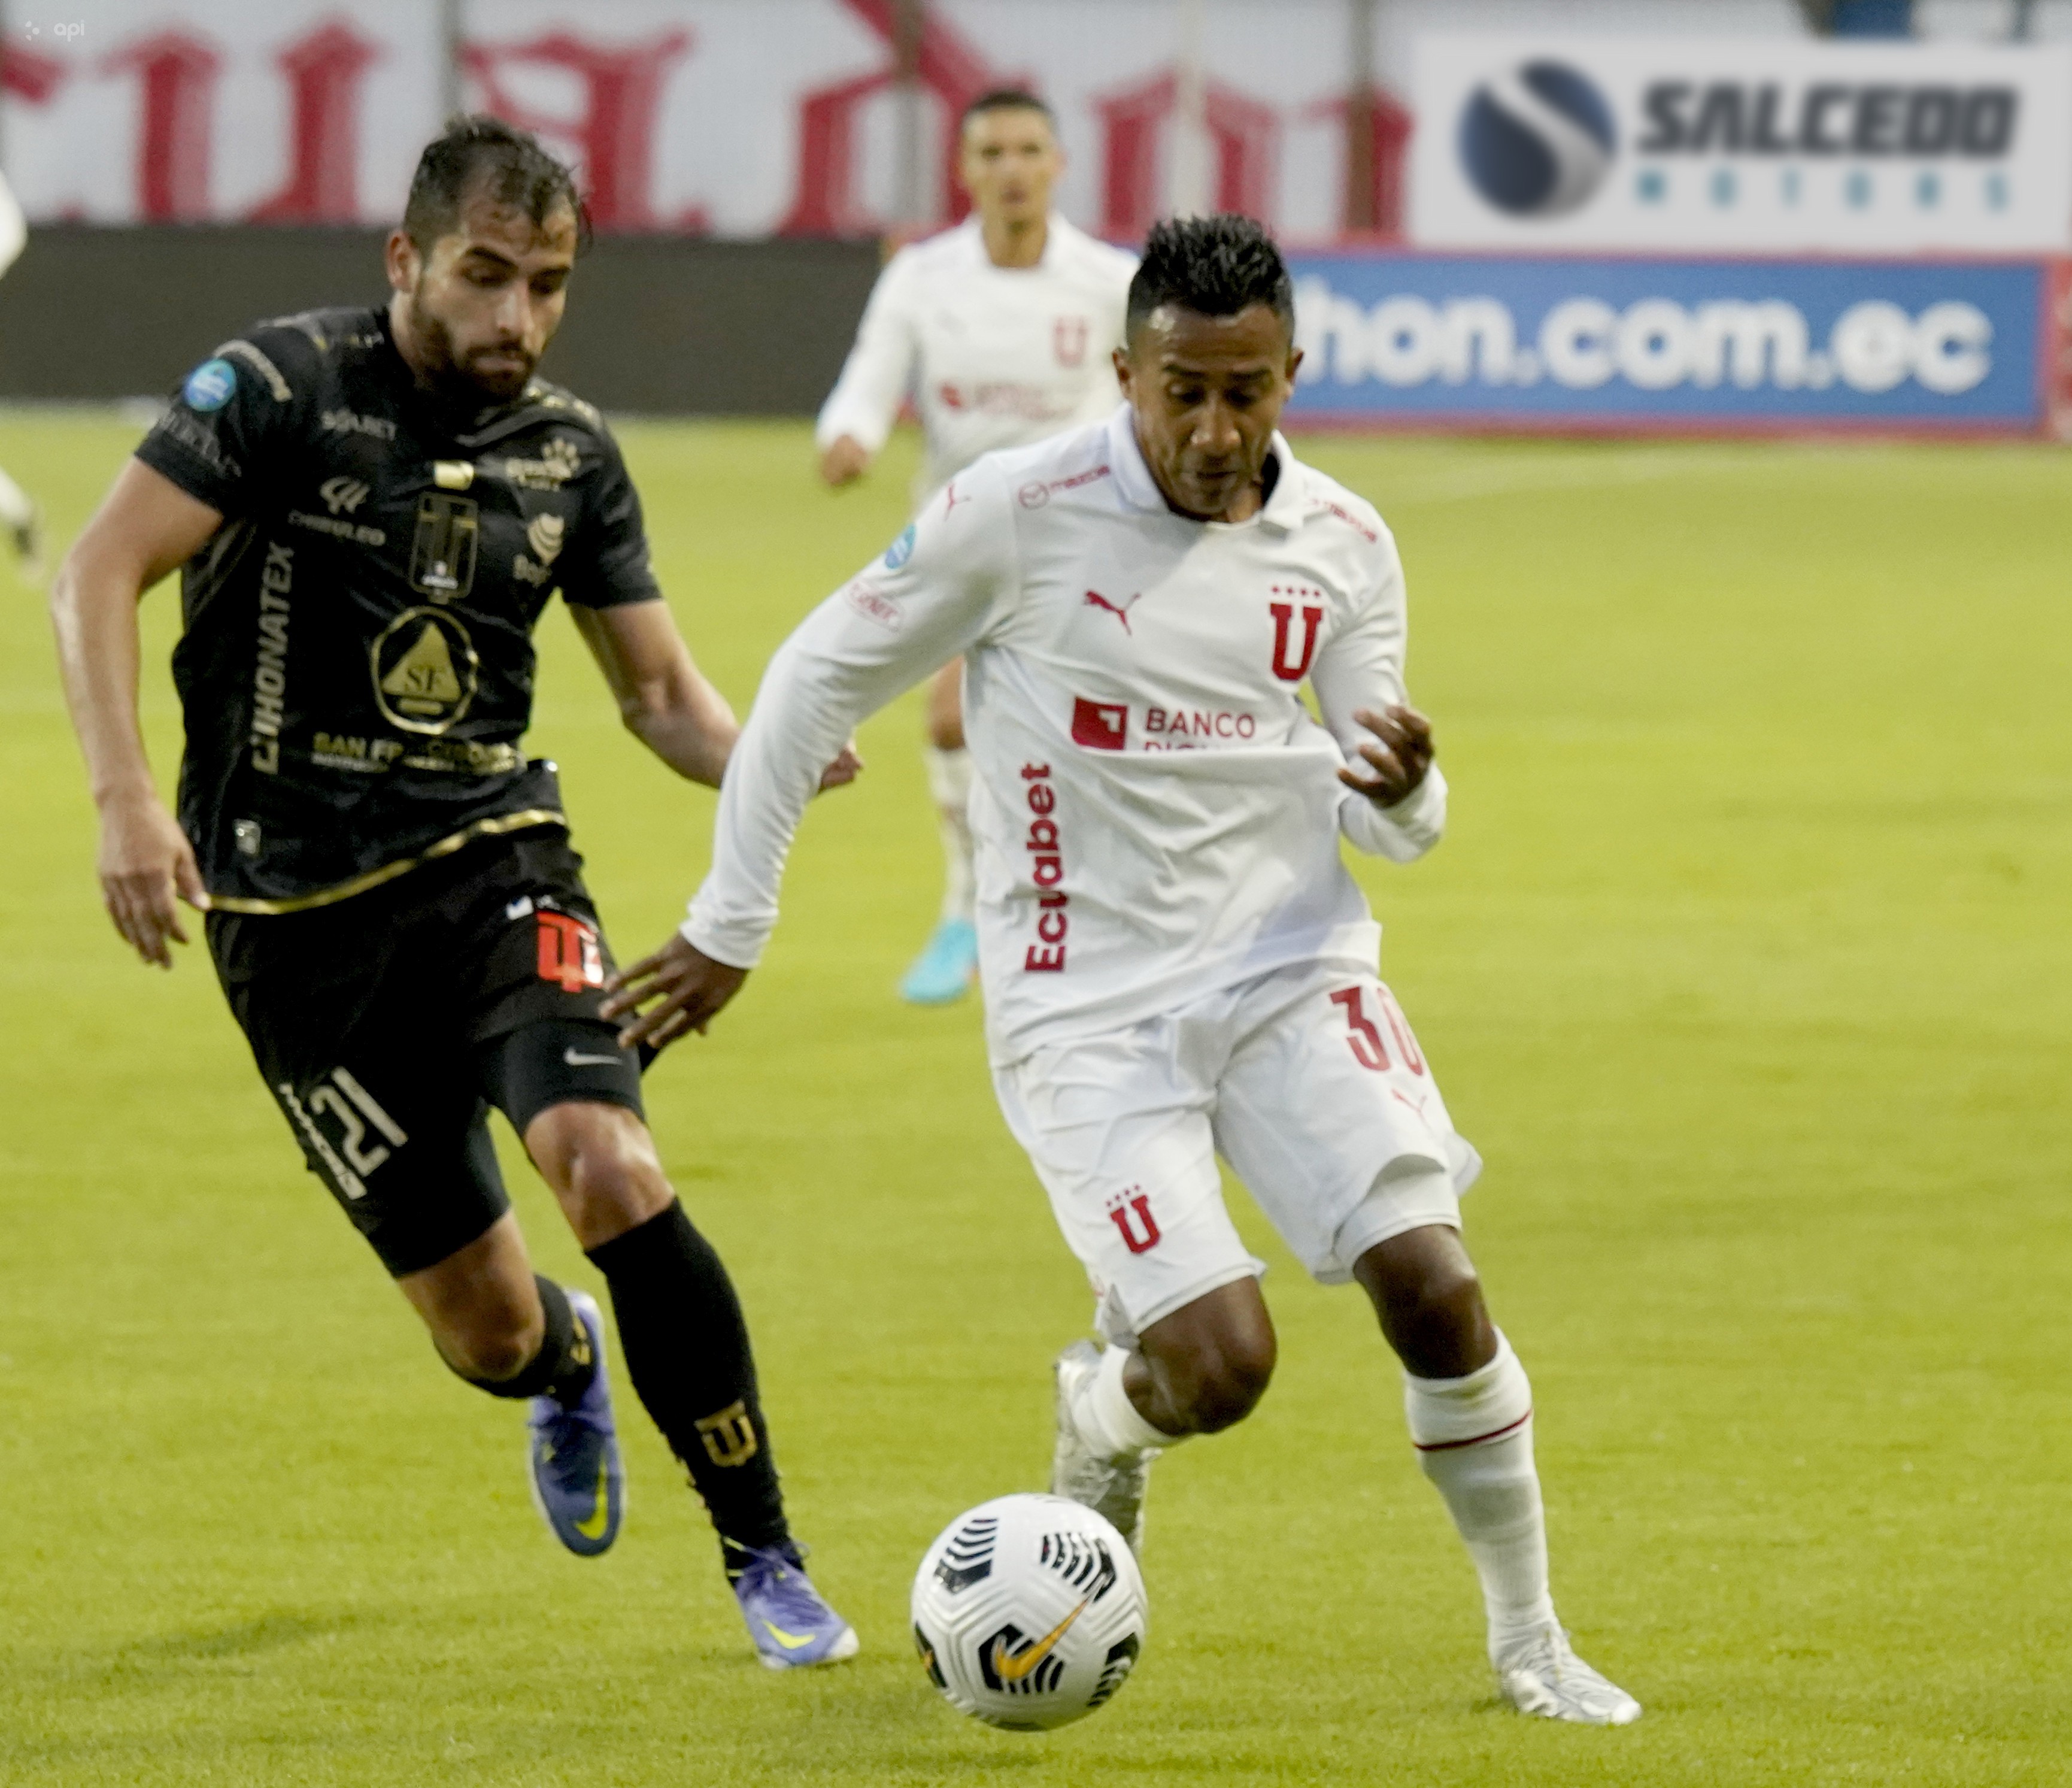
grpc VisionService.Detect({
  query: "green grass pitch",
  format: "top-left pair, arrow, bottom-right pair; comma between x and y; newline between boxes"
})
1,407 -> 2067,1787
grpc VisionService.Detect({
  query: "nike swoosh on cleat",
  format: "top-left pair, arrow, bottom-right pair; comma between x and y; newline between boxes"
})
563,1048 -> 621,1068
762,1621 -> 821,1651
573,1460 -> 613,1541
991,1598 -> 1087,1683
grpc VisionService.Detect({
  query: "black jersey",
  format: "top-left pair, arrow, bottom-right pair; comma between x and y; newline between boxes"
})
134,305 -> 661,914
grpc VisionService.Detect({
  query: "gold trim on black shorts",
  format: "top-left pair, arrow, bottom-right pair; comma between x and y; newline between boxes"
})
207,808 -> 567,915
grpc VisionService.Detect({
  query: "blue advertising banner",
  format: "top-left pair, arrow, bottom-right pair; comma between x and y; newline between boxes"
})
1285,253 -> 2050,433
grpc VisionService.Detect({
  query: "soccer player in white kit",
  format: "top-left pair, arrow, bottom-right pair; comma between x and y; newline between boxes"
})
816,89 -> 1134,1006
0,169 -> 44,574
609,218 -> 1640,1724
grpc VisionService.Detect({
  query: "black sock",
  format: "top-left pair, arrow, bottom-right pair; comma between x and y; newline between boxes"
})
444,1274 -> 597,1407
586,1201 -> 790,1554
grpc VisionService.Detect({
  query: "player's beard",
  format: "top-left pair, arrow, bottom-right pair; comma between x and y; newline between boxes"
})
405,286 -> 538,405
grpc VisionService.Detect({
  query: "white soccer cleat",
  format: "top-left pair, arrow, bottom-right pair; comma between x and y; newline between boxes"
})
1050,1339 -> 1159,1556
1493,1625 -> 1642,1726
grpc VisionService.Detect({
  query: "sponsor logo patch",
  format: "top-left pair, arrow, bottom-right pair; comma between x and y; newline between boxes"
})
320,475 -> 370,516
371,605 -> 478,734
504,436 -> 581,490
320,407 -> 396,441
525,512 -> 565,566
183,358 -> 236,412
1070,697 -> 1127,751
845,580 -> 902,630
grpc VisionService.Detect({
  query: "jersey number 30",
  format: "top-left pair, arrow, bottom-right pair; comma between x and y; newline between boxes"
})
1330,984 -> 1425,1076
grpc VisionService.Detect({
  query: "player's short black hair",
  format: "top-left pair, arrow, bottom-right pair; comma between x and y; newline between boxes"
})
1125,214 -> 1294,345
404,114 -> 590,255
960,87 -> 1055,131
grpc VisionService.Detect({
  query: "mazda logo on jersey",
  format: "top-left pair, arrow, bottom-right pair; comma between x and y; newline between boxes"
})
1070,698 -> 1127,751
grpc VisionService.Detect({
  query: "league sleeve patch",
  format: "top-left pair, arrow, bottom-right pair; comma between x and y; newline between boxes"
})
882,522 -> 917,569
183,357 -> 238,413
844,578 -> 902,631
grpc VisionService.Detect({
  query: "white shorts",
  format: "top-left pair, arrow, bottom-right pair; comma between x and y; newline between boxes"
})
992,959 -> 1482,1350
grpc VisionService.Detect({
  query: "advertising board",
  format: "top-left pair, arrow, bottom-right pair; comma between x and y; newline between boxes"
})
1288,252 -> 2061,437
0,0 -> 1360,240
1410,36 -> 2072,258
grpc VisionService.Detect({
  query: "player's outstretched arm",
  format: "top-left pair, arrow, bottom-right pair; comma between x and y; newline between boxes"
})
571,600 -> 739,787
50,460 -> 226,967
571,601 -> 862,792
608,466 -> 1015,1055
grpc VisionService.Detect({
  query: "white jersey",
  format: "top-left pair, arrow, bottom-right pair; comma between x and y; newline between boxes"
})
814,215 -> 1136,495
687,405 -> 1447,1066
0,173 -> 25,280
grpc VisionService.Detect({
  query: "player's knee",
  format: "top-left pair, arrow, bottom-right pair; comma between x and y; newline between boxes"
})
444,1304 -> 545,1384
1174,1329 -> 1276,1433
1374,1255 -> 1491,1379
529,1105 -> 674,1245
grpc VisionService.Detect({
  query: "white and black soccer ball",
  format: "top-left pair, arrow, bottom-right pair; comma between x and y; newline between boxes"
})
911,1493 -> 1148,1731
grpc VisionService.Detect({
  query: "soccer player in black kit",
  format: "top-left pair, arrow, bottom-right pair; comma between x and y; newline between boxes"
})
48,118 -> 858,1670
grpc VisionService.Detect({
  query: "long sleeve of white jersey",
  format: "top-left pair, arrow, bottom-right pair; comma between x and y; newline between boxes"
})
1307,531 -> 1448,864
685,464 -> 1017,968
0,174 -> 27,280
814,253 -> 917,456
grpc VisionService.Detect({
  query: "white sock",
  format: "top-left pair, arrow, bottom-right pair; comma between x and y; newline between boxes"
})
1403,1331 -> 1557,1656
1076,1343 -> 1179,1455
922,745 -> 976,924
0,465 -> 32,529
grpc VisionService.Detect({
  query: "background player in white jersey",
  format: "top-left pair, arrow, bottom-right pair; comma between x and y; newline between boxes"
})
816,89 -> 1134,1005
0,169 -> 43,574
609,217 -> 1641,1725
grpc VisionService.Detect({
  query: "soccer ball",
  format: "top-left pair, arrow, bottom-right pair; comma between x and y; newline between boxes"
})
911,1493 -> 1149,1731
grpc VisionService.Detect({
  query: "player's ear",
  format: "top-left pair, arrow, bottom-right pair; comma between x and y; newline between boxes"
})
1284,344 -> 1305,386
1112,343 -> 1134,397
384,229 -> 422,296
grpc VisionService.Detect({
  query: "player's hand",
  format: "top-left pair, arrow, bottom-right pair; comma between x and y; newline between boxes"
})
1338,705 -> 1434,808
97,790 -> 210,969
602,934 -> 748,1054
818,740 -> 864,792
819,436 -> 870,487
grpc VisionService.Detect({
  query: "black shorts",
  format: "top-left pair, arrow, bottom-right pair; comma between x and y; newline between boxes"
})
208,830 -> 645,1277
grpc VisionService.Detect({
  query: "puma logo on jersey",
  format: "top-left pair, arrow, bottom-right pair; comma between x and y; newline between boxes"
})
1083,590 -> 1142,634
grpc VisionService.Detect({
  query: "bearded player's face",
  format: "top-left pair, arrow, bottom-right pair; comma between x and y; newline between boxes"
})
1117,303 -> 1302,521
392,195 -> 579,403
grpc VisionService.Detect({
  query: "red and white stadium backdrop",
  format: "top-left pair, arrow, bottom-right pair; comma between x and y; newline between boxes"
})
0,0 -> 1397,240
